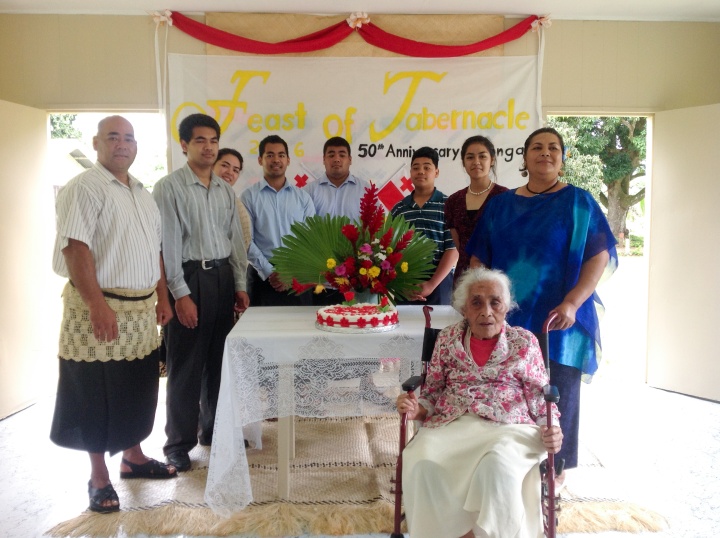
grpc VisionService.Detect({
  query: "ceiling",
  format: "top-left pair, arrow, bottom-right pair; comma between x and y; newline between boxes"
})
1,0 -> 720,22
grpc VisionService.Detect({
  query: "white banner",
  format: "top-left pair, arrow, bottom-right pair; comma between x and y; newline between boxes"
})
168,54 -> 540,209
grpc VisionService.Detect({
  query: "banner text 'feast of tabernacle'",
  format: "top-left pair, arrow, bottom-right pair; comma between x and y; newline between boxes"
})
171,70 -> 531,146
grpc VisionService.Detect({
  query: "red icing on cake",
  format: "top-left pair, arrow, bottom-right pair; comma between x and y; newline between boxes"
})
316,303 -> 398,331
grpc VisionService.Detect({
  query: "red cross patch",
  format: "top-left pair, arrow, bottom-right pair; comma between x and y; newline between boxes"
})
294,174 -> 309,188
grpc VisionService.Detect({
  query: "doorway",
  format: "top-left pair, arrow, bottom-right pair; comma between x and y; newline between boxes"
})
547,115 -> 650,386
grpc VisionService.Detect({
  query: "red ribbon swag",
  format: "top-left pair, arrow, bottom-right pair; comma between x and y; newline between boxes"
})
169,12 -> 540,57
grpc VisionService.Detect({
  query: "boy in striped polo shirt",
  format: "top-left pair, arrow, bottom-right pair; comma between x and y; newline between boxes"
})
390,147 -> 458,305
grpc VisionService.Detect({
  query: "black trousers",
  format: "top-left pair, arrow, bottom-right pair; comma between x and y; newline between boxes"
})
247,265 -> 312,307
164,263 -> 235,456
549,361 -> 582,469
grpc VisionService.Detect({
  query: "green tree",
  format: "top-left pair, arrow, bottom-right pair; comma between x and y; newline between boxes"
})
50,113 -> 81,139
550,120 -> 604,200
548,116 -> 647,238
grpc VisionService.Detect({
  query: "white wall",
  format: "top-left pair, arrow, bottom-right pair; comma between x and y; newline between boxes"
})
647,103 -> 720,401
0,100 -> 65,418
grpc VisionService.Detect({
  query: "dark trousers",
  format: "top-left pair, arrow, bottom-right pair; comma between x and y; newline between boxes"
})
397,272 -> 454,306
247,265 -> 312,307
164,263 -> 235,456
549,361 -> 582,469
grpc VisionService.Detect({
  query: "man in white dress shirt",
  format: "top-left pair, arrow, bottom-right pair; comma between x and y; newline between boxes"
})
302,137 -> 389,405
51,116 -> 177,514
304,136 -> 371,306
153,114 -> 250,472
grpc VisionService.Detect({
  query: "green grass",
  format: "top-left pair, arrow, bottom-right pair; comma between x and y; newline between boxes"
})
618,234 -> 644,256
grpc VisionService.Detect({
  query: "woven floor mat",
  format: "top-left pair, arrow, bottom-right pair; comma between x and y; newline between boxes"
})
47,416 -> 666,536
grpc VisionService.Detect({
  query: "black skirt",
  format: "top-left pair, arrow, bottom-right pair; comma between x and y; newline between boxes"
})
50,349 -> 159,455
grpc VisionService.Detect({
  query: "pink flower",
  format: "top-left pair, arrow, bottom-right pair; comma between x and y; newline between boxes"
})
381,260 -> 392,271
335,264 -> 347,276
359,243 -> 373,255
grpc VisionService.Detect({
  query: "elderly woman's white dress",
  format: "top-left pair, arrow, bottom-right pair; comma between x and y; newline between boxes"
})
402,320 -> 557,538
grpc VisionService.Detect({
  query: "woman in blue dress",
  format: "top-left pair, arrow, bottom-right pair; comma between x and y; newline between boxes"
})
467,127 -> 617,485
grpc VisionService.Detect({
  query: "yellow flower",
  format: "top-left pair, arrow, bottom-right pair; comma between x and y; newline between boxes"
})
368,266 -> 380,278
401,262 -> 409,273
334,277 -> 350,286
359,267 -> 368,275
386,247 -> 393,254
326,258 -> 337,269
314,284 -> 326,294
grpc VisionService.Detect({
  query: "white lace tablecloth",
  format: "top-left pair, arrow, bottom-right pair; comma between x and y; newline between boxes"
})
204,305 -> 461,515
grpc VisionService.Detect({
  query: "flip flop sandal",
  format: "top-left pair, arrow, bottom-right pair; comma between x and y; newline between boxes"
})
120,457 -> 178,479
88,480 -> 120,513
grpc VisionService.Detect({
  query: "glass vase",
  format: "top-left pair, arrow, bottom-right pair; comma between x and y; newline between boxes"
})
354,289 -> 379,304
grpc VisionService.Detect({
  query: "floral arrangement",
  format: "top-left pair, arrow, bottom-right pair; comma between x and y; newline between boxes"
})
270,185 -> 436,304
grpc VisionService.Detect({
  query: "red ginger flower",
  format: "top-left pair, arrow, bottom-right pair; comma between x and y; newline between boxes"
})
358,184 -> 385,236
341,224 -> 359,244
379,228 -> 394,249
387,252 -> 403,265
292,278 -> 314,294
394,230 -> 414,252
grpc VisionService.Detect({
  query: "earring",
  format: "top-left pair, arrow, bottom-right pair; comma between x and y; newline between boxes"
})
558,169 -> 565,177
520,170 -> 528,177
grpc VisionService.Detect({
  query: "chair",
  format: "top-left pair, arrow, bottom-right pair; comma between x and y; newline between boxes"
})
390,306 -> 563,538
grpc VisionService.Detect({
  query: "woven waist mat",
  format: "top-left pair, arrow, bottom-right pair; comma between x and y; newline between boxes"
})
59,281 -> 159,363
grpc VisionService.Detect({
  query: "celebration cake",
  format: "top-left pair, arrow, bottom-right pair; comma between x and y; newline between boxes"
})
316,303 -> 399,333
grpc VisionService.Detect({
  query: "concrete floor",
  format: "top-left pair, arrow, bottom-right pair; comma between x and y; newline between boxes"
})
2,257 -> 718,538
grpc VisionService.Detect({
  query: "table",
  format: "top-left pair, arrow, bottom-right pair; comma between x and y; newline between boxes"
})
204,305 -> 461,516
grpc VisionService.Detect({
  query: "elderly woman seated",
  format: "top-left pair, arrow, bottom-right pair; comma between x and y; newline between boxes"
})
396,267 -> 563,538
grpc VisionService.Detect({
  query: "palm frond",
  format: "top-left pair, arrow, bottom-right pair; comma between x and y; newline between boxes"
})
271,215 -> 352,285
270,188 -> 439,300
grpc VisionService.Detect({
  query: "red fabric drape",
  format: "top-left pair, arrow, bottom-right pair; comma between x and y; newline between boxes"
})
357,15 -> 539,57
170,11 -> 353,54
169,12 -> 539,58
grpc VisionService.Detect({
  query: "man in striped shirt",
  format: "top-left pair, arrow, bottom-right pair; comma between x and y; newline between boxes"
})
390,147 -> 458,305
51,115 -> 177,514
153,114 -> 250,472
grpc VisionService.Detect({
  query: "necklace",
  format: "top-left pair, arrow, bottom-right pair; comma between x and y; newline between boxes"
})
468,182 -> 493,196
526,180 -> 559,196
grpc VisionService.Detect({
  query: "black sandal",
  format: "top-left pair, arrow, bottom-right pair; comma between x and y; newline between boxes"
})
88,480 -> 120,513
120,457 -> 178,479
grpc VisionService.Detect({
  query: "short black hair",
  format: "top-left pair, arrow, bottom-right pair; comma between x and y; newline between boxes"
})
411,146 -> 439,168
216,147 -> 243,166
259,135 -> 289,157
178,113 -> 221,144
323,136 -> 351,156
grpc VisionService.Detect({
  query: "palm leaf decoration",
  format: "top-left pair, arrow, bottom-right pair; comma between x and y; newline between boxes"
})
271,214 -> 354,284
270,185 -> 436,302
